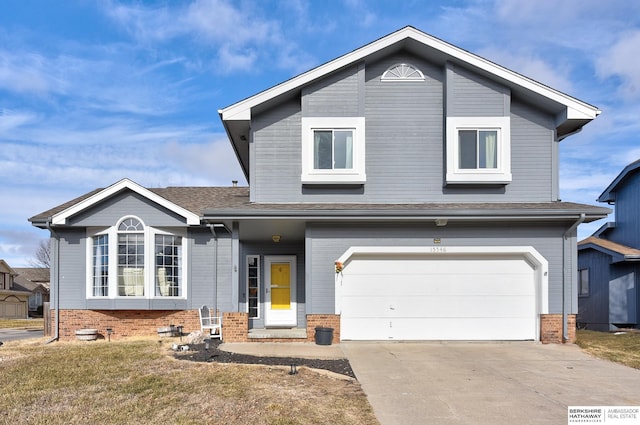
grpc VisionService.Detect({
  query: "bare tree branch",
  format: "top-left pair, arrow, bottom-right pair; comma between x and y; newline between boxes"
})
30,239 -> 51,269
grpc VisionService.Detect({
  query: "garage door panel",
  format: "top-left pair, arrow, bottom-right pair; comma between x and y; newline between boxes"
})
340,253 -> 538,341
343,295 -> 533,318
341,317 -> 536,340
344,279 -> 534,297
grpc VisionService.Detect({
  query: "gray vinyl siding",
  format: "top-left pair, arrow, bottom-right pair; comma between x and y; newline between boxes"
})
251,50 -> 556,203
577,249 -> 614,331
239,241 -> 306,329
608,172 -> 640,247
68,191 -> 187,227
302,64 -> 362,117
57,228 -> 87,309
189,228 -> 224,309
252,99 -> 302,203
510,100 -> 555,201
215,237 -> 234,312
364,53 -> 444,203
306,222 -> 569,315
446,62 -> 509,117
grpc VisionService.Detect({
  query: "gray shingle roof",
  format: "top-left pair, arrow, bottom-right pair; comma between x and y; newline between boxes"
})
29,185 -> 611,225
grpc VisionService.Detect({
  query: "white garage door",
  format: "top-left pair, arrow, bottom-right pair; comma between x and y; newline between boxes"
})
339,252 -> 538,341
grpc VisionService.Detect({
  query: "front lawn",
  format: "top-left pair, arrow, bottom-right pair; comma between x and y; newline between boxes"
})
576,329 -> 640,369
0,338 -> 378,425
0,318 -> 44,330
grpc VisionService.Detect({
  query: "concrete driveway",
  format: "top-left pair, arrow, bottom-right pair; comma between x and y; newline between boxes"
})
341,341 -> 640,425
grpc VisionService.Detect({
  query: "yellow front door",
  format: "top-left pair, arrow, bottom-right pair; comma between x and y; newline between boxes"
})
265,256 -> 297,327
270,263 -> 291,310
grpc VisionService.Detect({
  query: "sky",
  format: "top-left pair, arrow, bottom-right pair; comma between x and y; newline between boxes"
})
1,0 -> 640,267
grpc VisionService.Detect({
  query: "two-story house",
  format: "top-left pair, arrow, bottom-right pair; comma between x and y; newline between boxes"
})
30,26 -> 609,343
578,159 -> 640,331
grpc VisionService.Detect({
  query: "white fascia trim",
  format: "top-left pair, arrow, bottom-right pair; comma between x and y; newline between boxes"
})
219,27 -> 599,123
52,178 -> 201,226
334,245 -> 549,325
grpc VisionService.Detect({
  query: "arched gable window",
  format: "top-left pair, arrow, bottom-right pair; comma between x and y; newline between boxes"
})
381,63 -> 425,81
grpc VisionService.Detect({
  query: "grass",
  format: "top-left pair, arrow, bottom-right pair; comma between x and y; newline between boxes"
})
0,338 -> 378,425
0,318 -> 44,330
576,329 -> 640,369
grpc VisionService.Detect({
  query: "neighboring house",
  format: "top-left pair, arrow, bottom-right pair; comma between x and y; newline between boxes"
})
30,26 -> 610,343
13,268 -> 50,317
0,259 -> 30,319
578,159 -> 640,331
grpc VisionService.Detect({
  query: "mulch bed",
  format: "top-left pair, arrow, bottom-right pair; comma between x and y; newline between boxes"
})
173,339 -> 356,378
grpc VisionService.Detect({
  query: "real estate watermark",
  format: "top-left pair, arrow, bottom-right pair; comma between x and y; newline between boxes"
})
568,406 -> 640,424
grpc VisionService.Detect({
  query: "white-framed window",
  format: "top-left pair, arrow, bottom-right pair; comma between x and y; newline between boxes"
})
155,234 -> 182,297
246,255 -> 260,318
578,268 -> 589,296
446,116 -> 511,184
301,117 -> 366,184
87,216 -> 186,299
92,234 -> 109,296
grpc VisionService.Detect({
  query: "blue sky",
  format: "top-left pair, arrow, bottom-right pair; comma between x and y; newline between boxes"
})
1,0 -> 640,267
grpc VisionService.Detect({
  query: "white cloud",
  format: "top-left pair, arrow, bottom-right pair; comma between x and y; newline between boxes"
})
0,50 -> 66,95
596,30 -> 640,101
103,0 -> 312,75
477,48 -> 575,94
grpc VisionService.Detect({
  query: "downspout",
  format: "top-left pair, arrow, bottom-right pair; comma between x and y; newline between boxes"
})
45,220 -> 59,344
562,213 -> 585,342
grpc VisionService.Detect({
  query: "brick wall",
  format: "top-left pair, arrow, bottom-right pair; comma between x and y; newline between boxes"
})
540,314 -> 576,344
222,312 -> 249,342
51,309 -> 200,341
306,314 -> 340,344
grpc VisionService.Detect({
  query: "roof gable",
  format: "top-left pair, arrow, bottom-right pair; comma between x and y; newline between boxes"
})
597,159 -> 640,203
0,259 -> 17,275
578,236 -> 640,262
50,178 -> 201,226
219,26 -> 600,180
220,26 -> 598,122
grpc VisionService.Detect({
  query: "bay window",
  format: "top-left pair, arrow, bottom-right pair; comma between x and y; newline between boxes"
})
88,216 -> 186,298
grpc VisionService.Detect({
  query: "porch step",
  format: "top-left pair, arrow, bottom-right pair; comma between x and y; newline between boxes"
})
248,328 -> 308,339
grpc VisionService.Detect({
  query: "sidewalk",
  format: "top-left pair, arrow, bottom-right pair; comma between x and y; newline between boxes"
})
220,342 -> 346,360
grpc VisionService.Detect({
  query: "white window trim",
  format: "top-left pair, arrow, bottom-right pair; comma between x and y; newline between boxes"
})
246,255 -> 260,319
301,117 -> 366,184
446,116 -> 511,184
86,220 -> 188,300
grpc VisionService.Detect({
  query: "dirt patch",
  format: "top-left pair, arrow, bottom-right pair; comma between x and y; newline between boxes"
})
173,339 -> 356,378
